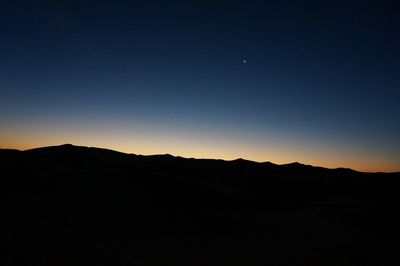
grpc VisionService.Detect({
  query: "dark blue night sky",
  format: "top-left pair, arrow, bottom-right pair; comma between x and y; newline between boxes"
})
1,1 -> 399,171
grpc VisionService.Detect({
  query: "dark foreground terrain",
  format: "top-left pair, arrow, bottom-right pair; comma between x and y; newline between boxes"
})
1,144 -> 400,265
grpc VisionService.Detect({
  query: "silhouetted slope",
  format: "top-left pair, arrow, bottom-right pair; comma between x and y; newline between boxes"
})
24,143 -> 132,163
1,144 -> 400,265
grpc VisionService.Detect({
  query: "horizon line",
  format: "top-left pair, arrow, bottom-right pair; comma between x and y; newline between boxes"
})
2,143 -> 398,174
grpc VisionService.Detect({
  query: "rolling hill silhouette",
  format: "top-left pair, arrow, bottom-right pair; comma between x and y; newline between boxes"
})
2,144 -> 400,265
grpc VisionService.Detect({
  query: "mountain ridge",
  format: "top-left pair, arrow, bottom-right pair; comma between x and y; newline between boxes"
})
2,143 -> 400,265
1,143 -> 392,174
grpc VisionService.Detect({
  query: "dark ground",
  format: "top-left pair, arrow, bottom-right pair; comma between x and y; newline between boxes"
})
1,144 -> 400,265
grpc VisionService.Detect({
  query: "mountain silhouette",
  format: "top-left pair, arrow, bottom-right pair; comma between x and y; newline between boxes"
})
2,144 -> 400,265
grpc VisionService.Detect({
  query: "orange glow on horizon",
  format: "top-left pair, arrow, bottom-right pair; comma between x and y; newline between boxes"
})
1,119 -> 398,173
1,137 -> 398,173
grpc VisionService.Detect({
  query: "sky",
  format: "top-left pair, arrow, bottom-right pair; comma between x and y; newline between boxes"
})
1,0 -> 399,172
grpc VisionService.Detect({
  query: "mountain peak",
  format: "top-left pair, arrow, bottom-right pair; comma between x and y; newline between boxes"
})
60,143 -> 75,147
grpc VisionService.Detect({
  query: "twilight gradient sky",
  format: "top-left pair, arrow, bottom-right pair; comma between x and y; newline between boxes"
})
1,1 -> 399,172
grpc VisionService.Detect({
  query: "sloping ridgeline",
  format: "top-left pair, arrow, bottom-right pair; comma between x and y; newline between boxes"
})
1,144 -> 400,265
